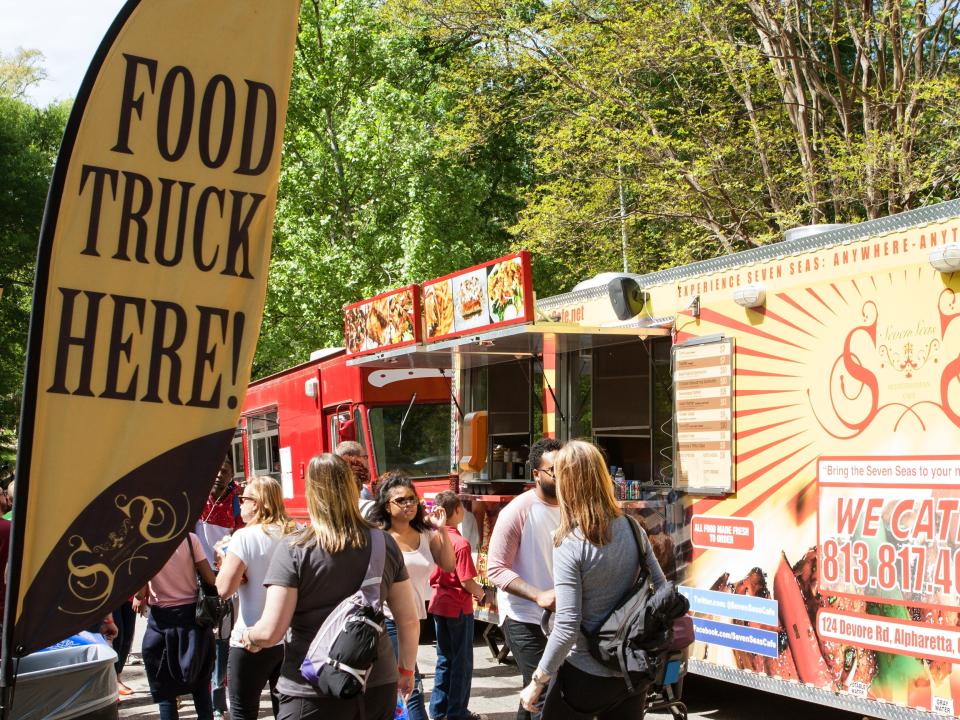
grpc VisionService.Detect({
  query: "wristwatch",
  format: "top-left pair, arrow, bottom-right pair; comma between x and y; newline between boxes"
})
532,669 -> 551,686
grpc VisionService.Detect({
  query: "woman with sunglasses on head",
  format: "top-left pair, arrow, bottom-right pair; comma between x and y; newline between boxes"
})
518,440 -> 668,720
216,476 -> 298,719
370,471 -> 456,720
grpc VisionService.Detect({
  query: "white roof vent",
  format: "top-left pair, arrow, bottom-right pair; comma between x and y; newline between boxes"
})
784,224 -> 848,243
309,347 -> 344,362
573,272 -> 635,291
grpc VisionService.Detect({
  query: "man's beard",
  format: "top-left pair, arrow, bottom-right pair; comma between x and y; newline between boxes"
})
537,478 -> 557,499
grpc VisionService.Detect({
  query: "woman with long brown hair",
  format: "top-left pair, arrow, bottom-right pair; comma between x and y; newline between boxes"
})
216,476 -> 298,719
242,454 -> 420,720
519,440 -> 668,720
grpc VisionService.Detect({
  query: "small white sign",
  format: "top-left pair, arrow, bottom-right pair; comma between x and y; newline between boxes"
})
279,446 -> 294,499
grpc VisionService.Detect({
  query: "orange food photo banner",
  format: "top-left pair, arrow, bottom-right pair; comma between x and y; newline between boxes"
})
343,285 -> 422,357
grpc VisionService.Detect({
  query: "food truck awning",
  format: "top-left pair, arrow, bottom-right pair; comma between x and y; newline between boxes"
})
347,321 -> 671,370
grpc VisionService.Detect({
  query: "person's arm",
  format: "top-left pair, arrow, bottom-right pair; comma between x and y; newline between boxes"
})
195,557 -> 217,586
486,500 -> 555,609
642,527 -> 669,590
521,541 -> 581,711
428,526 -> 456,573
243,585 -> 297,650
132,585 -> 149,615
216,552 -> 247,598
387,578 -> 420,698
461,577 -> 485,601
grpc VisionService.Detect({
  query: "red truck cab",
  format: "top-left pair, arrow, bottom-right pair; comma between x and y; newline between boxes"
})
236,348 -> 454,518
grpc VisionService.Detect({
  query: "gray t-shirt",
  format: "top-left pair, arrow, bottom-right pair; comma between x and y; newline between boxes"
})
264,527 -> 409,696
539,515 -> 668,677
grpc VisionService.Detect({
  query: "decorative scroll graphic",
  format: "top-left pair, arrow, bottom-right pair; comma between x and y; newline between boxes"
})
61,493 -> 190,615
810,287 -> 960,439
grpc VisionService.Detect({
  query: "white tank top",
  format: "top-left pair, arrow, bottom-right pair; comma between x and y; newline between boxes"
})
387,531 -> 435,620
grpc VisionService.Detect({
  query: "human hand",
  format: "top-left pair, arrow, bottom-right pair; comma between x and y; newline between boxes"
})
99,616 -> 118,642
398,672 -> 415,699
426,505 -> 447,530
132,596 -> 148,616
535,589 -> 556,611
241,629 -> 263,653
519,680 -> 544,712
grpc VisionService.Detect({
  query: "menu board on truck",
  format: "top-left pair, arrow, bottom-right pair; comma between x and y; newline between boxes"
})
344,285 -> 422,356
422,251 -> 534,342
673,337 -> 734,494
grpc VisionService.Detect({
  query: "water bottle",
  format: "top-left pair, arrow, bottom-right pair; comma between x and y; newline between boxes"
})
395,693 -> 410,720
614,467 -> 626,500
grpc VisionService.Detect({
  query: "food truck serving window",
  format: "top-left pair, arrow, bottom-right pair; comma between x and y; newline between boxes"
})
369,403 -> 451,478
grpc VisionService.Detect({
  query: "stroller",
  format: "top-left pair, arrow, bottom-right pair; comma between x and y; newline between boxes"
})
540,610 -> 689,720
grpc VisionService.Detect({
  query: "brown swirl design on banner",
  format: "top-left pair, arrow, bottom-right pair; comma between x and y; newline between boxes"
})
61,493 -> 191,615
14,429 -> 233,654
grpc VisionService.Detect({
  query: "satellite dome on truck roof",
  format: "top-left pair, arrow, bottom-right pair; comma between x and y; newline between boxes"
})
309,347 -> 344,362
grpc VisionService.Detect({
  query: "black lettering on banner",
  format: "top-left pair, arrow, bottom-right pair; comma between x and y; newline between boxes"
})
114,171 -> 153,262
101,294 -> 146,400
113,54 -> 159,155
187,306 -> 229,408
193,186 -> 225,272
156,65 -> 195,162
142,300 -> 187,405
199,75 -> 236,169
222,191 -> 263,278
154,178 -> 195,267
236,81 -> 276,176
79,165 -> 120,257
48,288 -> 105,397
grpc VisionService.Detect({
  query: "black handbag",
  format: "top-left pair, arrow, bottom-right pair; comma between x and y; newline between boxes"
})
187,536 -> 228,629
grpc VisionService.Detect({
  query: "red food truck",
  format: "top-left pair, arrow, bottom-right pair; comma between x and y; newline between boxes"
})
235,343 -> 455,519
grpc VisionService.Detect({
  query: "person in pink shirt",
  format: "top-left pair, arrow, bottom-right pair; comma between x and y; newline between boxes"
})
136,532 -> 218,720
486,437 -> 563,720
428,492 -> 486,720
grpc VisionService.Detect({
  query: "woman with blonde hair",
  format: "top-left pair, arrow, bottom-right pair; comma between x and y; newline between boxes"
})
216,476 -> 298,719
519,440 -> 668,720
242,454 -> 420,720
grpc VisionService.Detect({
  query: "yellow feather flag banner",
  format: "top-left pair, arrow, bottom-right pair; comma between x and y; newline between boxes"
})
5,0 -> 299,656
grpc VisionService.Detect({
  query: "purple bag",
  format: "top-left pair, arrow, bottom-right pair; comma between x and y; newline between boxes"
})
668,615 -> 694,651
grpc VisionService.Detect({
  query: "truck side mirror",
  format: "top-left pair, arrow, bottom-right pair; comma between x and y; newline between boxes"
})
336,412 -> 357,442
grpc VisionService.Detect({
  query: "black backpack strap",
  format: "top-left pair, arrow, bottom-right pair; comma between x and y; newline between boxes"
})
626,516 -> 649,587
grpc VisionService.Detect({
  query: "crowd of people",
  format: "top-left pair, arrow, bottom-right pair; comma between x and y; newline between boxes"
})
121,436 -> 667,720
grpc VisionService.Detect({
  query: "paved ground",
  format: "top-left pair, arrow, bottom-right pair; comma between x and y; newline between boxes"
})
117,617 -> 861,720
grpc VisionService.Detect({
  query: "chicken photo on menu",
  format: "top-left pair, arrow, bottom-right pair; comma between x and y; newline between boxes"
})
386,290 -> 416,344
487,256 -> 525,323
423,280 -> 455,339
453,267 -> 491,331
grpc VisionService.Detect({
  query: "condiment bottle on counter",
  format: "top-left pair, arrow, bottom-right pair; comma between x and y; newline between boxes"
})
614,467 -> 626,500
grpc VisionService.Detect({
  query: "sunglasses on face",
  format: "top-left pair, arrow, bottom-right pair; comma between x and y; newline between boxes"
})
537,466 -> 555,477
239,495 -> 259,505
390,496 -> 419,508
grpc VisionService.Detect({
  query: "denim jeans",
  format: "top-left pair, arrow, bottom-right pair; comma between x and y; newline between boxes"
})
212,638 -> 229,712
430,612 -> 474,720
385,617 -> 427,720
502,617 -> 548,720
112,600 -> 136,674
158,687 -> 214,720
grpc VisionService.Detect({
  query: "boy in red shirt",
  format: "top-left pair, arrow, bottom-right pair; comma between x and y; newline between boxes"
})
428,491 -> 485,720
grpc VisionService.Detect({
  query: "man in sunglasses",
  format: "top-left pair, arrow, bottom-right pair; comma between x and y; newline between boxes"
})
486,437 -> 563,720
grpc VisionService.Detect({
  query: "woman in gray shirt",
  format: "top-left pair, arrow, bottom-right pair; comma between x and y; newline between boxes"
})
519,440 -> 668,719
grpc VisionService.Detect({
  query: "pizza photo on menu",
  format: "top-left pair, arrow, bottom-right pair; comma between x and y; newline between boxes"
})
453,268 -> 491,331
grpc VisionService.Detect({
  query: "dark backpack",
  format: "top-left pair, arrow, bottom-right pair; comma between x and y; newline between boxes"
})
300,529 -> 387,698
581,517 -> 691,693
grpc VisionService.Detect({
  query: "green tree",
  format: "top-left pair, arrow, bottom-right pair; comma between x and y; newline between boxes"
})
254,0 -> 528,376
0,95 -> 70,449
0,48 -> 47,99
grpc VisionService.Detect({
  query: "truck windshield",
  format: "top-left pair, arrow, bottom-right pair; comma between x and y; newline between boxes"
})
368,403 -> 450,478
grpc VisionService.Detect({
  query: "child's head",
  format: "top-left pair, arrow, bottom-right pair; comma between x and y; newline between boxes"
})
433,490 -> 463,525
